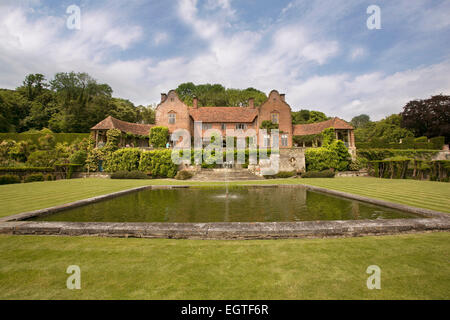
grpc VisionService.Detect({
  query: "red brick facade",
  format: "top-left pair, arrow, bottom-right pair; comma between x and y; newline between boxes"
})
92,89 -> 355,149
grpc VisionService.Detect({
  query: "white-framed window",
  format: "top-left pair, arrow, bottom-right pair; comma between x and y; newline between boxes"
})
263,135 -> 270,147
168,113 -> 176,124
271,113 -> 279,124
203,123 -> 212,130
281,134 -> 288,147
236,123 -> 247,130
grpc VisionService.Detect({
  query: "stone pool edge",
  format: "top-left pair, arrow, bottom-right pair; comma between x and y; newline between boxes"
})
0,184 -> 449,240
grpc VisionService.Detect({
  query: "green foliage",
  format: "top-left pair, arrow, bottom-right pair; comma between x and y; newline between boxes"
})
355,114 -> 414,145
305,130 -> 350,171
328,140 -> 350,171
260,120 -> 279,130
357,149 -> 439,161
27,150 -> 56,167
292,110 -> 328,124
305,147 -> 338,171
0,174 -> 21,185
149,126 -> 169,148
105,148 -> 142,172
321,128 -> 335,147
174,170 -> 193,180
301,170 -> 335,178
24,173 -> 44,183
0,167 -> 54,173
69,150 -> 87,165
176,82 -> 267,107
104,129 -> 121,153
350,114 -> 370,128
110,170 -> 149,179
139,149 -> 177,178
274,171 -> 297,178
0,133 -> 90,145
430,136 -> 445,150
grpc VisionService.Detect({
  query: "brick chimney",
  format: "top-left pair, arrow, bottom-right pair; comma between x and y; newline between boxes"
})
161,93 -> 167,103
280,94 -> 285,102
248,97 -> 255,108
193,96 -> 198,109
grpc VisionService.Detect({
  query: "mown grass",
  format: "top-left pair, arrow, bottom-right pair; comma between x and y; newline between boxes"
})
0,177 -> 449,218
0,232 -> 449,299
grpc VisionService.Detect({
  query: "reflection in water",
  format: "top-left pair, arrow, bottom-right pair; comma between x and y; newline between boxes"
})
32,186 -> 421,223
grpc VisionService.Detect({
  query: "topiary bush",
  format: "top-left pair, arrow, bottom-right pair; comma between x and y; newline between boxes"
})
305,147 -> 338,171
301,170 -> 335,178
174,170 -> 193,180
24,173 -> 44,183
0,174 -> 21,185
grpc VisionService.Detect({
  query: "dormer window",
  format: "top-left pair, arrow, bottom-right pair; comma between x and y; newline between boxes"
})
168,112 -> 176,124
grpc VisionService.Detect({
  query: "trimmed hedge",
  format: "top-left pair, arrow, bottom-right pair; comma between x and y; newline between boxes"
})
301,169 -> 335,178
0,133 -> 89,145
369,159 -> 450,182
139,149 -> 177,178
357,149 -> 439,161
105,148 -> 142,172
0,167 -> 54,172
24,173 -> 44,183
110,170 -> 149,179
0,174 -> 21,185
356,136 -> 445,150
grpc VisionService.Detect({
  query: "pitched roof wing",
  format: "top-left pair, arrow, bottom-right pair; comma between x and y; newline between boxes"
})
189,107 -> 258,123
293,117 -> 353,135
91,116 -> 153,136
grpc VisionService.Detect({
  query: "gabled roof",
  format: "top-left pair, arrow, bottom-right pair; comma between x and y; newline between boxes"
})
293,117 -> 353,135
189,107 -> 258,123
91,116 -> 153,136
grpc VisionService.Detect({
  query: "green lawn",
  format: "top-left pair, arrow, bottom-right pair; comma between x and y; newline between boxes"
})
0,232 -> 449,299
0,177 -> 449,218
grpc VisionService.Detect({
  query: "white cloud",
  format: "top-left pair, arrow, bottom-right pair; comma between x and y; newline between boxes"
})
349,47 -> 366,61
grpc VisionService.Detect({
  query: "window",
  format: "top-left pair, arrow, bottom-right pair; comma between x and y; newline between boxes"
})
281,134 -> 288,147
221,123 -> 227,131
271,113 -> 279,124
263,135 -> 270,147
168,113 -> 176,124
236,123 -> 247,130
203,123 -> 212,130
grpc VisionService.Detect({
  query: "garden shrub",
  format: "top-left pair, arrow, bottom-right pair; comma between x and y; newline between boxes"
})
24,173 -> 44,183
149,126 -> 169,148
105,148 -> 142,172
263,170 -> 297,179
321,128 -> 335,147
46,174 -> 54,181
69,150 -> 87,165
305,147 -> 338,171
110,170 -> 148,179
0,174 -> 21,185
139,149 -> 177,178
301,170 -> 335,178
328,140 -> 350,171
174,170 -> 193,180
27,150 -> 56,167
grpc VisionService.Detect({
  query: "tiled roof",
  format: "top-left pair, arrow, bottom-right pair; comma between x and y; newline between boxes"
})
91,116 -> 153,136
293,117 -> 353,135
189,107 -> 258,123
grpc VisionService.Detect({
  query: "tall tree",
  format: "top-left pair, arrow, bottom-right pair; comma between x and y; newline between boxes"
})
401,94 -> 450,142
350,114 -> 371,128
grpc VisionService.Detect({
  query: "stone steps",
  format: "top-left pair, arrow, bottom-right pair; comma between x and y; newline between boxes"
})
190,169 -> 263,181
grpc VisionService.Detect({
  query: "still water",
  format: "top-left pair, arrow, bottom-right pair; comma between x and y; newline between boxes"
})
32,186 -> 421,223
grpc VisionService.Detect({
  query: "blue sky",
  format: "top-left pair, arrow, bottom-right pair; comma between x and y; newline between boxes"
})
1,0 -> 449,120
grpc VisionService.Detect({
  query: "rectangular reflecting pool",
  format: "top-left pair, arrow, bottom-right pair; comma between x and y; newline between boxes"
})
30,186 -> 423,223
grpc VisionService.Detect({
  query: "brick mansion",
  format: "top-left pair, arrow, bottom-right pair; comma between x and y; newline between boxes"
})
91,90 -> 355,151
